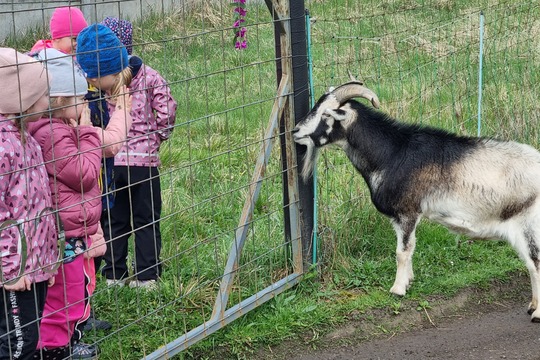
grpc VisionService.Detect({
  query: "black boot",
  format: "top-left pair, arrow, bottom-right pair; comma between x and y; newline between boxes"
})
82,308 -> 112,332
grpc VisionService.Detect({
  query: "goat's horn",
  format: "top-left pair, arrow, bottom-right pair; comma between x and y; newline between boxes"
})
332,81 -> 380,109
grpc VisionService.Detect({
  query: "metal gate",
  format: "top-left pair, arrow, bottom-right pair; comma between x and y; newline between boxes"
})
144,0 -> 310,358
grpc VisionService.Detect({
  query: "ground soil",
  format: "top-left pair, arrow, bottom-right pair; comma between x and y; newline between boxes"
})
256,272 -> 540,360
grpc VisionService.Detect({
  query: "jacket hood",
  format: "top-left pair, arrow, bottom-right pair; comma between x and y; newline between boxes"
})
0,115 -> 22,133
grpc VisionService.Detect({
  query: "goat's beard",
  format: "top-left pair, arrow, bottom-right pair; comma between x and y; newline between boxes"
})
300,141 -> 319,182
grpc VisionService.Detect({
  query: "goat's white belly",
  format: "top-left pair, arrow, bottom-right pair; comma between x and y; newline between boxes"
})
422,200 -> 503,240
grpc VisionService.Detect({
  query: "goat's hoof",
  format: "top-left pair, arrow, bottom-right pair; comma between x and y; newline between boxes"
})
528,302 -> 536,315
406,282 -> 413,290
389,285 -> 406,297
530,309 -> 540,322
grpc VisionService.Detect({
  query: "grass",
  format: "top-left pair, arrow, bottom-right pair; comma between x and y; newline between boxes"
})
3,0 -> 540,359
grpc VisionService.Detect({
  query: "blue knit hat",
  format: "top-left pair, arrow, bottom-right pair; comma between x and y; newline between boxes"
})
76,23 -> 128,78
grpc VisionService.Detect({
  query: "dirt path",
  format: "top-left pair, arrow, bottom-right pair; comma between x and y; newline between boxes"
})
260,272 -> 540,360
295,304 -> 539,360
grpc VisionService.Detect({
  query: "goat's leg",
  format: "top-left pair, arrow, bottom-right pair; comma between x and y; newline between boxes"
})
527,269 -> 539,320
523,261 -> 540,322
389,216 -> 419,296
525,232 -> 540,322
511,227 -> 540,322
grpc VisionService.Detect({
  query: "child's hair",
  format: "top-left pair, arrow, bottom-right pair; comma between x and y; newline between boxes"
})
102,17 -> 133,55
0,47 -> 49,115
47,96 -> 75,117
50,7 -> 88,40
76,23 -> 129,79
100,17 -> 134,99
110,66 -> 133,98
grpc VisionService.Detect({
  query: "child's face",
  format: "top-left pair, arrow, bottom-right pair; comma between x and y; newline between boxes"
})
86,74 -> 119,92
61,96 -> 86,122
52,36 -> 78,54
24,94 -> 50,123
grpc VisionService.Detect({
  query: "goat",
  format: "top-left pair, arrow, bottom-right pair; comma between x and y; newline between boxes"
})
292,80 -> 540,322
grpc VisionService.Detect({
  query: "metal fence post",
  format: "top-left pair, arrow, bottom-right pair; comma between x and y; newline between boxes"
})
267,0 -> 313,271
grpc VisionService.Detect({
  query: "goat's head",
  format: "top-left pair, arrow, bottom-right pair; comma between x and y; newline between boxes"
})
293,80 -> 380,181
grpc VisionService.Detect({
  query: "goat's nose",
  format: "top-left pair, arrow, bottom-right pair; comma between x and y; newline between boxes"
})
292,127 -> 299,134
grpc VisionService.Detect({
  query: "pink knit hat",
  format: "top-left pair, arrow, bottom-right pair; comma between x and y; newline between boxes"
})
0,48 -> 49,114
50,7 -> 88,40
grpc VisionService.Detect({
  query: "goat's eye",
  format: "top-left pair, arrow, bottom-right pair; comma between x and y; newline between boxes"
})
322,113 -> 336,126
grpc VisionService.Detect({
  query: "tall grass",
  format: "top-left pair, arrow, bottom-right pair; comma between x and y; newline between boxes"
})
2,0 -> 539,358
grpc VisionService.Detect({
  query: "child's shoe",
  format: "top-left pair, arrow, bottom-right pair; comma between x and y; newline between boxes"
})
105,278 -> 125,287
71,341 -> 99,360
83,317 -> 112,332
129,279 -> 157,290
83,308 -> 112,332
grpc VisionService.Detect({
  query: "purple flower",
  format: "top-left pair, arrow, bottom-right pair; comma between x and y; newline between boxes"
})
234,7 -> 247,16
236,27 -> 247,38
233,18 -> 245,28
235,39 -> 247,49
231,1 -> 247,50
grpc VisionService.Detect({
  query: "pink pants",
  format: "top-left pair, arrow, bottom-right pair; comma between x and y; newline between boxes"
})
37,254 -> 91,349
82,257 -> 96,322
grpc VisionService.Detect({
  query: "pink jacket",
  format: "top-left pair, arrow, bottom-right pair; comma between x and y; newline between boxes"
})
89,85 -> 133,158
0,116 -> 59,285
28,118 -> 102,239
113,58 -> 177,167
88,88 -> 132,257
29,39 -> 54,55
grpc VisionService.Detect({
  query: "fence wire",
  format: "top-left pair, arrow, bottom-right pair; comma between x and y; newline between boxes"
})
1,1 -> 299,359
0,0 -> 539,358
305,0 -> 540,271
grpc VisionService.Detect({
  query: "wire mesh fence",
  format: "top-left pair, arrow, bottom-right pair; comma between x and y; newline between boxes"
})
1,1 -> 303,359
1,0 -> 539,359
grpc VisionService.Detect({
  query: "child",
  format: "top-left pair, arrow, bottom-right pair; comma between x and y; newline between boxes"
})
78,23 -> 177,289
77,23 -> 132,270
102,16 -> 133,55
78,18 -> 132,332
0,48 -> 59,360
73,23 -> 133,333
30,7 -> 88,55
28,48 -> 103,359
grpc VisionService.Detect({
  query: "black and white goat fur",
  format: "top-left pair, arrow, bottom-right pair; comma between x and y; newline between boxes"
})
293,80 -> 540,322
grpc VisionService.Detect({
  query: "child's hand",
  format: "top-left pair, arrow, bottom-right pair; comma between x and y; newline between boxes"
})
78,103 -> 91,126
3,275 -> 31,291
115,85 -> 133,113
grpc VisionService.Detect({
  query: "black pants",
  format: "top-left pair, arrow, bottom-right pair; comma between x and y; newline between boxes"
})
0,281 -> 48,360
102,165 -> 162,281
93,210 -> 111,274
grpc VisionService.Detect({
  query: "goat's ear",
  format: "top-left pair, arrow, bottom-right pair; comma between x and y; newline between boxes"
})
324,108 -> 348,121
